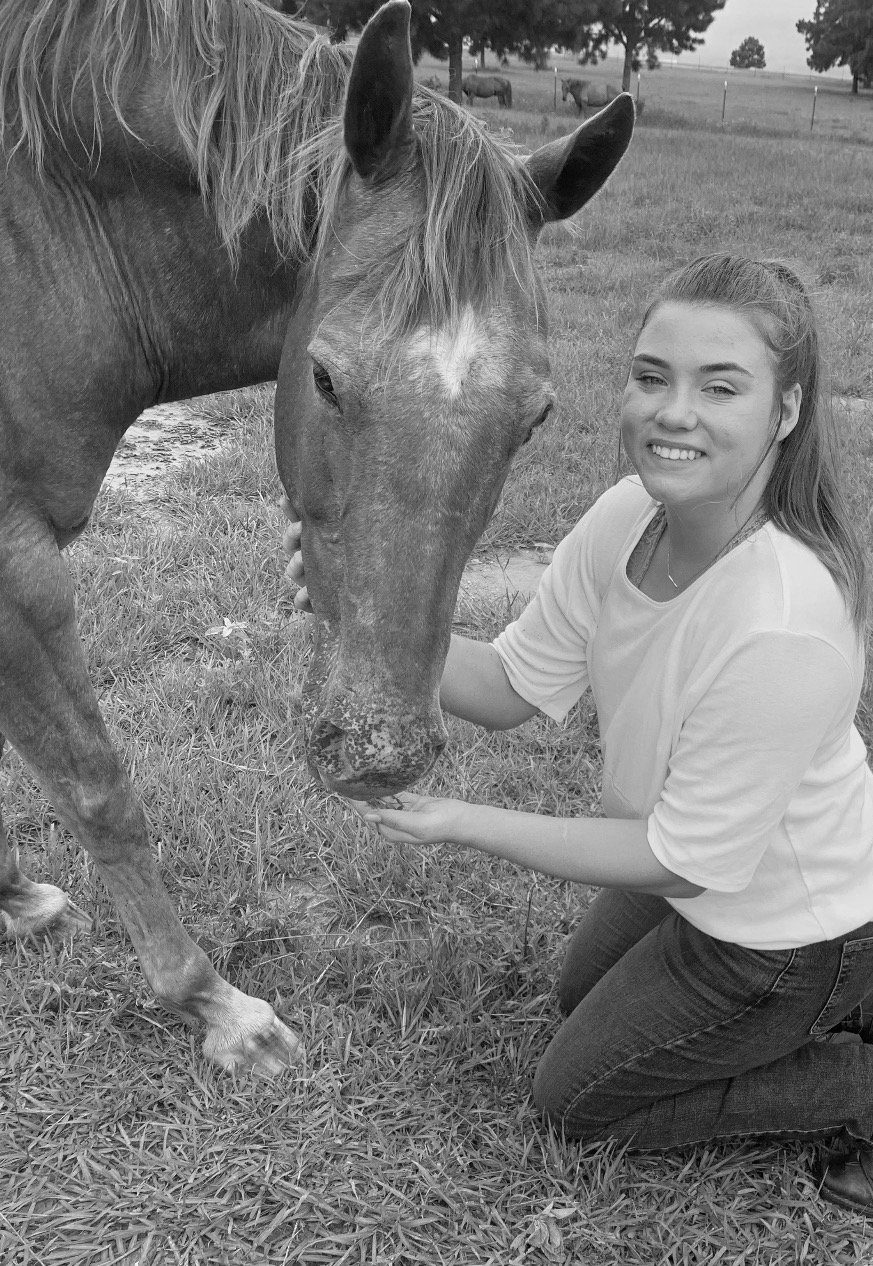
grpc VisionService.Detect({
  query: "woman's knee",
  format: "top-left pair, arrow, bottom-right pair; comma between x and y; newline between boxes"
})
532,1058 -> 606,1143
557,890 -> 669,1014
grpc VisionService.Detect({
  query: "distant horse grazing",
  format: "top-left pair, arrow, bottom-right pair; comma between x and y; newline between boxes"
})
462,74 -> 513,107
0,0 -> 633,1072
562,77 -> 622,115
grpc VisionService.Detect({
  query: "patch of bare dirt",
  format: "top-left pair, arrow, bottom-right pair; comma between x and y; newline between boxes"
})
459,546 -> 553,607
104,401 -> 238,497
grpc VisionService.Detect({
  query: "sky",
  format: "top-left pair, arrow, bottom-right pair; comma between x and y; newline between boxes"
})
667,0 -> 847,78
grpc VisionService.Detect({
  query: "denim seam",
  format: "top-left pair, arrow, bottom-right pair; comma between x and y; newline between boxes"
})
561,947 -> 799,1125
810,936 -> 873,1035
810,948 -> 853,1036
706,1120 -> 852,1144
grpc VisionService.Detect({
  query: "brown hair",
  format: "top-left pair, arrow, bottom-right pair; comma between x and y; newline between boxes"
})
639,253 -> 867,631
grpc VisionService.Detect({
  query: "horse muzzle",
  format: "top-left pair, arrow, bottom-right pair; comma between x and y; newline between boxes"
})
305,702 -> 448,798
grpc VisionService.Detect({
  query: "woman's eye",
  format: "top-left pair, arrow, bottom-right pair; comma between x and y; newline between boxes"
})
706,383 -> 736,398
312,362 -> 338,406
637,373 -> 665,388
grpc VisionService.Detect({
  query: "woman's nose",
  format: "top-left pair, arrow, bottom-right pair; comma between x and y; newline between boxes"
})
656,390 -> 698,430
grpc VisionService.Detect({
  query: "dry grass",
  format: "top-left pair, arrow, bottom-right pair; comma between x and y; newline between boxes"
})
3,63 -> 873,1266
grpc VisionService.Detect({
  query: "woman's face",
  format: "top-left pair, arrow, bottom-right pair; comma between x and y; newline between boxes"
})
620,301 -> 800,518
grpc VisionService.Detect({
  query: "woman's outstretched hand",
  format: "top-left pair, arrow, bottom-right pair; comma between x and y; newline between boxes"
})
350,792 -> 471,845
279,494 -> 312,613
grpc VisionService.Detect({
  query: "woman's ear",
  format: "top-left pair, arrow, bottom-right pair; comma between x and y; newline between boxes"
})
778,383 -> 802,440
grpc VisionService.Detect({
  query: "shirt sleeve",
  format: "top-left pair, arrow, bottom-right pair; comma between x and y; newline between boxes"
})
647,631 -> 857,892
491,504 -> 603,723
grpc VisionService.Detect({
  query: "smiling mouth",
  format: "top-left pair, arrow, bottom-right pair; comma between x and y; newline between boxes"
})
650,444 -> 704,462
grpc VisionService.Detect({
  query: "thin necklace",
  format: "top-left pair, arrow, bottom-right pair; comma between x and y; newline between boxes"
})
665,507 -> 768,591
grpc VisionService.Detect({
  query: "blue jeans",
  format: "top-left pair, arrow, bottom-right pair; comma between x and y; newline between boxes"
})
533,890 -> 873,1148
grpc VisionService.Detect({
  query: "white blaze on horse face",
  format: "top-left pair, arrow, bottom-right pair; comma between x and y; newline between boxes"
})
406,305 -> 505,401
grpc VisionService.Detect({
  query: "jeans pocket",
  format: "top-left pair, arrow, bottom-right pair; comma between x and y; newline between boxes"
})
809,935 -> 873,1036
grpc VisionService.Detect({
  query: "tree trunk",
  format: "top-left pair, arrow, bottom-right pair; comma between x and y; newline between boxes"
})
448,30 -> 464,104
621,40 -> 634,92
479,48 -> 485,70
852,72 -> 859,95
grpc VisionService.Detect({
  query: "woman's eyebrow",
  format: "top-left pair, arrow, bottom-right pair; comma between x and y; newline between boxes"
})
700,361 -> 753,376
631,353 -> 669,367
632,353 -> 753,377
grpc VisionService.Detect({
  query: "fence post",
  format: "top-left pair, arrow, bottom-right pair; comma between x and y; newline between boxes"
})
721,78 -> 727,124
636,71 -> 641,106
811,85 -> 818,131
554,65 -> 557,112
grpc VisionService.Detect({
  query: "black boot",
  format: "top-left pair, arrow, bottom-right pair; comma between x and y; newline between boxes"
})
817,1134 -> 873,1214
830,1002 -> 873,1044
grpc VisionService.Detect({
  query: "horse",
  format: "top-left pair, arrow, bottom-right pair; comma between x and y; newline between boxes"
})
562,78 -> 622,115
462,74 -> 513,107
0,0 -> 634,1073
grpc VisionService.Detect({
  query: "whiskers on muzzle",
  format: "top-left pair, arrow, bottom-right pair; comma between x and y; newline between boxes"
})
306,710 -> 448,798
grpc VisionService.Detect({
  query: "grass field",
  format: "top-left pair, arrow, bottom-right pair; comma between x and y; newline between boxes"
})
3,58 -> 873,1266
437,49 -> 873,145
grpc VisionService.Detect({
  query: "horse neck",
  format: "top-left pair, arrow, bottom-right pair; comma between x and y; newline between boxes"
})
119,187 -> 302,401
57,95 -> 306,402
30,133 -> 303,405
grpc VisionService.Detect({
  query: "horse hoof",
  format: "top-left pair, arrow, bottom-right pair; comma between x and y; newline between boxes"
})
203,995 -> 305,1075
0,883 -> 93,941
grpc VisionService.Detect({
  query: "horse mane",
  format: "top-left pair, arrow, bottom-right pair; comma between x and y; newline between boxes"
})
0,0 -> 538,333
0,0 -> 351,261
310,88 -> 540,341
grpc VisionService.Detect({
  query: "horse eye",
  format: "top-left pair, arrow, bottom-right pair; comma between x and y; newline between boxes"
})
312,362 -> 338,406
522,402 -> 553,445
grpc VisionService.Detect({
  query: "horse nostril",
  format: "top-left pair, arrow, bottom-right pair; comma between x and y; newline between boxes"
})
306,711 -> 446,794
309,718 -> 350,767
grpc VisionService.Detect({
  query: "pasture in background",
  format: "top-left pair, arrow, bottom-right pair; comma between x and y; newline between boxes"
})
2,55 -> 872,1266
432,49 -> 871,144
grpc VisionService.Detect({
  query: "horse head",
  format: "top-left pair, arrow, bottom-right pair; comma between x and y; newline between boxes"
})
275,1 -> 634,798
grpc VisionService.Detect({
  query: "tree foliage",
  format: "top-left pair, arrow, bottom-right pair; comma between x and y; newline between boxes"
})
729,35 -> 766,69
489,0 -> 582,70
301,0 -> 578,98
797,0 -> 873,92
570,1 -> 727,91
300,0 -> 512,99
300,0 -> 728,99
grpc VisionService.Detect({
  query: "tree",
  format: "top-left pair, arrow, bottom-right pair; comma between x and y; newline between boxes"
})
493,0 -> 583,72
797,0 -> 873,94
730,36 -> 766,69
570,1 -> 727,93
302,0 -> 577,100
301,0 -> 494,102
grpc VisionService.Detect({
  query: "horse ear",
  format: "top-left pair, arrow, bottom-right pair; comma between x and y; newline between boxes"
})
524,94 -> 635,226
344,0 -> 415,183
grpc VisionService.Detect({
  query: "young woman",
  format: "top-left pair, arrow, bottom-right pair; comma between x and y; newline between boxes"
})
284,254 -> 873,1212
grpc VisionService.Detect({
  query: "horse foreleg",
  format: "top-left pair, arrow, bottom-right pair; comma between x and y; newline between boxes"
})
0,514 -> 303,1074
0,754 -> 92,938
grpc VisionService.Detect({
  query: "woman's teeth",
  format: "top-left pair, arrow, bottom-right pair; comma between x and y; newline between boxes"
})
651,445 -> 701,461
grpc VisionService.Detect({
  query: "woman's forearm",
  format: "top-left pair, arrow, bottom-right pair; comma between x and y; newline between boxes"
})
456,803 -> 704,898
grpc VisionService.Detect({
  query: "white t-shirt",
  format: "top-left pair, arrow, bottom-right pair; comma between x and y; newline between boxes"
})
493,476 -> 873,950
